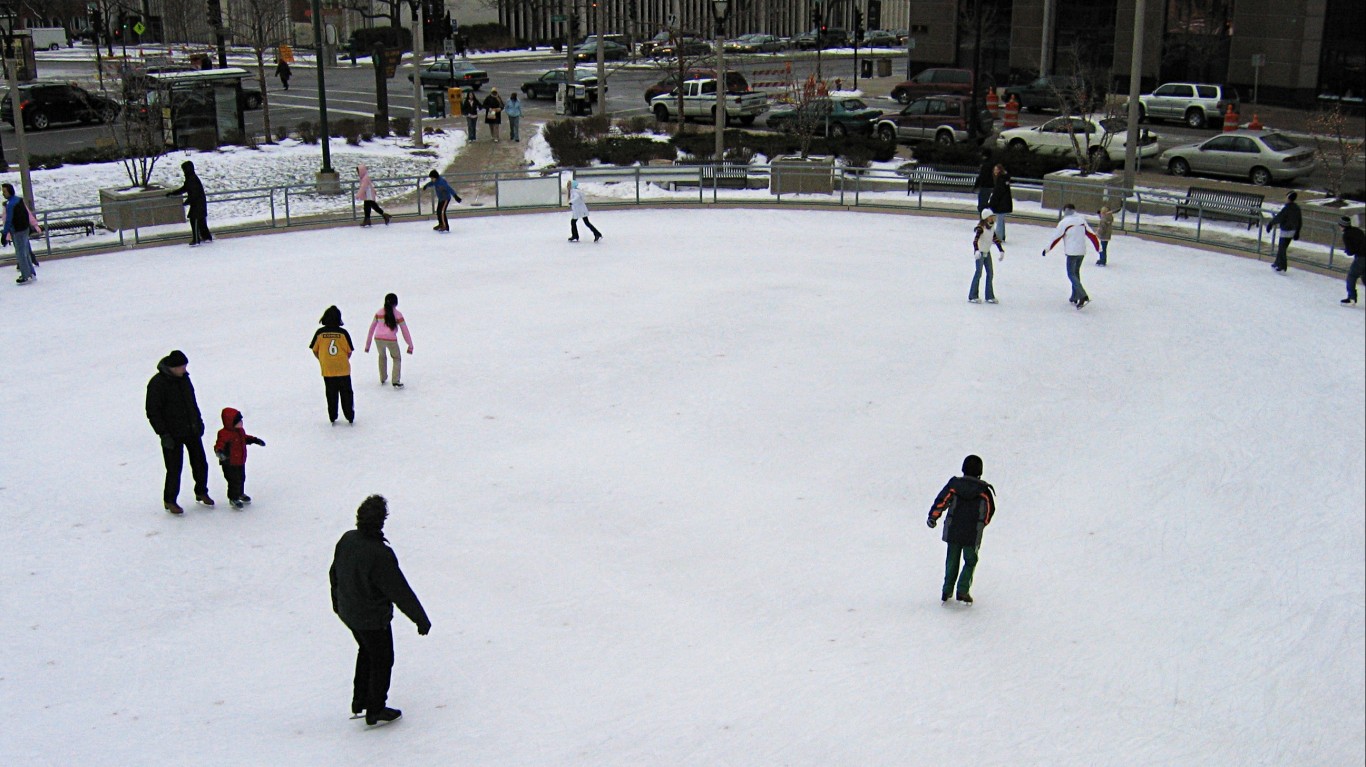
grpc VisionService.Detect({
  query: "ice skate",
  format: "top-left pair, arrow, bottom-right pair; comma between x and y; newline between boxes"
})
365,707 -> 402,726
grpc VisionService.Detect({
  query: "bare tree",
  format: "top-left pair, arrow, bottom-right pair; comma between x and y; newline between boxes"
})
1050,46 -> 1119,175
957,0 -> 1000,143
339,0 -> 401,29
1307,103 -> 1366,203
159,0 -> 205,45
105,83 -> 172,188
645,26 -> 718,137
780,73 -> 833,159
227,0 -> 290,142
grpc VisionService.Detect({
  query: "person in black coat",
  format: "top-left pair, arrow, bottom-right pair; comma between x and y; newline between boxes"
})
145,350 -> 214,513
973,151 -> 995,213
165,160 -> 212,246
1340,216 -> 1365,305
275,58 -> 291,90
330,495 -> 430,726
1266,191 -> 1302,272
987,163 -> 1014,242
927,455 -> 996,604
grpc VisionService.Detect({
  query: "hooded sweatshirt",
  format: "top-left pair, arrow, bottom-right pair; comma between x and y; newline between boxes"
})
356,164 -> 376,202
213,407 -> 263,466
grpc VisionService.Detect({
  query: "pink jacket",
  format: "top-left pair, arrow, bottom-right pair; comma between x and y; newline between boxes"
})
366,308 -> 413,350
356,164 -> 375,202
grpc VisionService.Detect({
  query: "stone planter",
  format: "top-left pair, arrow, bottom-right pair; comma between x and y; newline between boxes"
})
1041,170 -> 1126,213
1300,199 -> 1366,247
99,186 -> 188,231
770,155 -> 835,196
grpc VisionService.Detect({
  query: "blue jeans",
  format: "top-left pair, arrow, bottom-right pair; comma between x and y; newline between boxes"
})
1066,255 -> 1088,303
11,228 -> 34,279
465,115 -> 477,140
970,254 -> 995,301
1098,240 -> 1109,264
508,116 -> 520,141
993,213 -> 1007,241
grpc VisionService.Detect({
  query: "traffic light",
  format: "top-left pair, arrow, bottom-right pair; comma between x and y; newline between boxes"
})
867,0 -> 882,31
854,8 -> 864,41
206,0 -> 223,29
810,3 -> 821,28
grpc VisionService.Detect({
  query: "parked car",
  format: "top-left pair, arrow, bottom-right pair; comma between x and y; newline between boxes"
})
573,40 -> 630,62
861,30 -> 901,48
890,67 -> 975,104
649,78 -> 768,125
767,96 -> 882,137
1136,82 -> 1238,129
650,37 -> 712,58
999,115 -> 1161,167
794,27 -> 849,50
408,59 -> 490,90
874,94 -> 993,145
1002,74 -> 1096,113
723,33 -> 787,54
1158,130 -> 1315,186
521,67 -> 600,101
644,69 -> 749,104
1,81 -> 119,130
580,34 -> 627,49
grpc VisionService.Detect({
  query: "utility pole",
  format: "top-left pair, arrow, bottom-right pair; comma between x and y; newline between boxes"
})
1122,0 -> 1147,189
595,0 -> 606,116
310,0 -> 338,191
410,0 -> 425,148
2,19 -> 33,206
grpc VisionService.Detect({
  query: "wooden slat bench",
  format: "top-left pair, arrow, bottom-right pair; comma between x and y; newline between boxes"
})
1174,186 -> 1264,230
905,166 -> 977,196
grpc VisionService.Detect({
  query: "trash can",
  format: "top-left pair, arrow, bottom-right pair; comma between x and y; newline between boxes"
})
877,59 -> 892,77
425,89 -> 445,118
861,60 -> 874,78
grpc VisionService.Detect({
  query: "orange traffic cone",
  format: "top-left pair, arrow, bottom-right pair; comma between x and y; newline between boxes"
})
986,88 -> 999,119
1248,113 -> 1263,130
1222,104 -> 1239,132
1002,95 -> 1020,129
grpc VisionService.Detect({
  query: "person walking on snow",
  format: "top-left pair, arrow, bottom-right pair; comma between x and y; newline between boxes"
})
2,182 -> 39,284
462,90 -> 481,141
145,350 -> 214,514
969,209 -> 1005,304
505,92 -> 523,142
1266,191 -> 1301,273
1043,203 -> 1101,310
213,408 -> 265,509
927,454 -> 996,604
165,160 -> 212,246
423,170 -> 461,232
275,58 -> 291,90
483,88 -> 504,142
1340,216 -> 1365,305
567,179 -> 601,242
310,305 -> 356,425
356,165 -> 391,227
330,494 -> 430,726
365,293 -> 413,388
1095,206 -> 1115,266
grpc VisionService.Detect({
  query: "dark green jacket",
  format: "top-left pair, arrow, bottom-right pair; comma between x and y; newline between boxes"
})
329,529 -> 430,632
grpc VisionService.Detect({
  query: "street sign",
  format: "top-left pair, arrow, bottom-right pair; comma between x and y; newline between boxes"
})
550,14 -> 566,23
133,21 -> 146,35
667,12 -> 677,27
443,39 -> 455,54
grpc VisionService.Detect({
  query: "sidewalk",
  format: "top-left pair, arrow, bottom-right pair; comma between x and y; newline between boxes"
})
431,115 -> 535,209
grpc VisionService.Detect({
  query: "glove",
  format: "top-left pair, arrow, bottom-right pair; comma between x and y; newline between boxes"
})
927,518 -> 937,529
417,621 -> 431,636
364,345 -> 371,353
1040,249 -> 1047,257
454,195 -> 463,203
215,449 -> 228,465
998,250 -> 1005,262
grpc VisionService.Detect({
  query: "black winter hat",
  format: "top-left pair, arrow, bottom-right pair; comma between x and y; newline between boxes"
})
962,454 -> 984,477
1341,216 -> 1353,227
356,494 -> 388,532
164,349 -> 189,367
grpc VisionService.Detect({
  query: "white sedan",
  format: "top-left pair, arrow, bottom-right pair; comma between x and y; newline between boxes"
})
999,115 -> 1161,167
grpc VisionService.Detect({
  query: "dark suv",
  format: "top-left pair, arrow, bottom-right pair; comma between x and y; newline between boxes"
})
794,27 -> 850,50
890,68 -> 974,104
1,82 -> 120,130
1002,74 -> 1096,113
875,94 -> 994,145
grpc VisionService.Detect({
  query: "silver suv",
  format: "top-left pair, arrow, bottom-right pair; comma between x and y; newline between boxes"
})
1136,83 -> 1239,129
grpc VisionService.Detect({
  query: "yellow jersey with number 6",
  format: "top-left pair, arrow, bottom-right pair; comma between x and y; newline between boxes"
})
310,327 -> 354,377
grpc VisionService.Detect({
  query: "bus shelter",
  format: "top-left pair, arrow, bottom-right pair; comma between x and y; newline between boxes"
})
144,67 -> 248,149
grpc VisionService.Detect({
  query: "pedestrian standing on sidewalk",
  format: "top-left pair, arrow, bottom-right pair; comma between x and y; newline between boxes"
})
483,88 -> 505,142
505,93 -> 523,142
973,151 -> 994,213
462,90 -> 481,141
2,183 -> 38,285
1095,206 -> 1115,266
566,179 -> 602,243
969,209 -> 1004,304
276,58 -> 292,90
988,163 -> 1013,241
310,306 -> 356,425
927,454 -> 996,605
423,171 -> 461,232
1340,216 -> 1365,306
145,349 -> 214,514
365,293 -> 414,388
1266,191 -> 1302,273
165,160 -> 212,246
1042,203 -> 1101,310
356,165 -> 391,226
330,494 -> 430,726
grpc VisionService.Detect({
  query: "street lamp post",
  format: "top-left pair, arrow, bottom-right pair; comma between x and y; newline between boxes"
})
1,5 -> 33,205
410,0 -> 425,149
310,0 -> 339,191
711,0 -> 730,167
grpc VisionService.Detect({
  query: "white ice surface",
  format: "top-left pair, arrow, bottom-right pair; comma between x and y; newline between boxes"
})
1,208 -> 1362,766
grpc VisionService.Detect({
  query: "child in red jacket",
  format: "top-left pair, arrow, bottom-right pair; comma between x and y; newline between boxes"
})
213,407 -> 266,509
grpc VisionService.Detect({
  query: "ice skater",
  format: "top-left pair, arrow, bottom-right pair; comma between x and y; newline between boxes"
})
1340,216 -> 1364,306
423,171 -> 461,232
330,494 -> 430,726
356,165 -> 391,226
927,454 -> 996,605
145,350 -> 214,514
310,305 -> 356,425
213,408 -> 265,509
1,182 -> 38,284
165,160 -> 212,246
1043,203 -> 1101,310
988,163 -> 1013,241
1095,206 -> 1115,266
969,209 -> 1005,304
1266,191 -> 1301,273
365,293 -> 413,388
567,179 -> 601,243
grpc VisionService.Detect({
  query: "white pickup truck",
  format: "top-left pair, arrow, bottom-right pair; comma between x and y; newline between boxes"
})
649,78 -> 768,125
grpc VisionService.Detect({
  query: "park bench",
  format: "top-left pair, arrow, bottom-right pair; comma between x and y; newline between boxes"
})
42,220 -> 98,237
1174,186 -> 1264,230
905,165 -> 976,196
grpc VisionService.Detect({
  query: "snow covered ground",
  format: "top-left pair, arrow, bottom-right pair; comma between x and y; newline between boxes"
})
1,208 -> 1362,765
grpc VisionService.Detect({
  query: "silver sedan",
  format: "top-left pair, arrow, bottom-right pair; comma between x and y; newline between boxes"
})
1158,130 -> 1316,186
